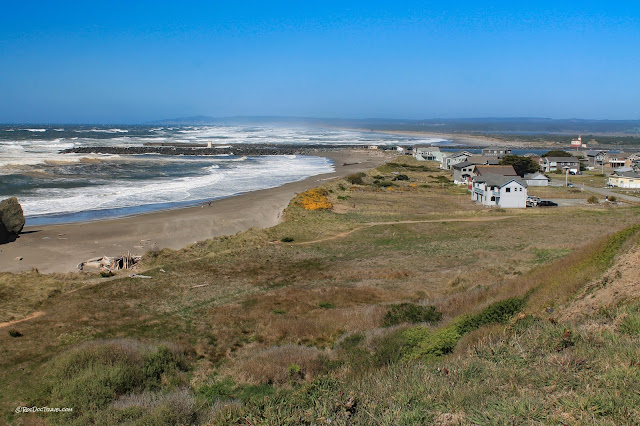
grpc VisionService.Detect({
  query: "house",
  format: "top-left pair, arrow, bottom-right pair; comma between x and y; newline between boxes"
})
539,157 -> 580,173
452,161 -> 477,185
481,147 -> 512,157
368,145 -> 379,150
605,153 -> 633,169
440,151 -> 473,170
452,160 -> 509,186
523,172 -> 549,187
471,174 -> 528,208
414,145 -> 446,162
608,170 -> 640,188
586,150 -> 607,168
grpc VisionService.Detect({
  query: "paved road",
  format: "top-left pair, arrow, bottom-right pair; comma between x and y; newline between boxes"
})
549,178 -> 640,202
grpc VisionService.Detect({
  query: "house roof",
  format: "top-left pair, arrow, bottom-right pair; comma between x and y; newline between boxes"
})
474,165 -> 518,176
445,151 -> 472,159
523,172 -> 549,180
452,161 -> 475,169
586,150 -> 607,157
611,171 -> 640,178
473,174 -> 528,188
613,167 -> 634,173
467,156 -> 500,165
543,157 -> 580,163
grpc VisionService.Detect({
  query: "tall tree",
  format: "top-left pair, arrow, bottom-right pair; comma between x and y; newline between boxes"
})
499,155 -> 540,176
541,150 -> 572,157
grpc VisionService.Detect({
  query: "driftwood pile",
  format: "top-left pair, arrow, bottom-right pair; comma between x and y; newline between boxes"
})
78,252 -> 141,272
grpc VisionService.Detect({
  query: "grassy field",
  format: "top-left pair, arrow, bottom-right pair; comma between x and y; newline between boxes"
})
2,157 -> 640,424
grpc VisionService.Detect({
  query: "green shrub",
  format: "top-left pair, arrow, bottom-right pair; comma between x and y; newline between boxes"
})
340,333 -> 365,350
8,329 -> 22,337
40,340 -> 190,422
142,346 -> 185,384
345,172 -> 366,185
383,303 -> 442,327
200,377 -> 275,404
455,297 -> 525,335
272,309 -> 286,315
338,184 -> 346,191
375,181 -> 394,187
373,175 -> 385,179
376,297 -> 526,362
337,195 -> 350,200
318,302 -> 335,309
587,195 -> 599,204
608,195 -> 617,203
393,174 -> 410,181
280,237 -> 295,242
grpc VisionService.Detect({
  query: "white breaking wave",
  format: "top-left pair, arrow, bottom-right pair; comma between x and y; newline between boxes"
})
19,155 -> 334,217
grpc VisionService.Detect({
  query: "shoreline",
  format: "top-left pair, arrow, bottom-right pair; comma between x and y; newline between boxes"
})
342,128 -> 558,148
0,150 -> 391,274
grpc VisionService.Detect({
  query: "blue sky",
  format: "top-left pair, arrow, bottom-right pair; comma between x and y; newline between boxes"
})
1,1 -> 638,123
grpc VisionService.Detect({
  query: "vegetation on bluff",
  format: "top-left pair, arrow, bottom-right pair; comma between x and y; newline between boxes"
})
2,156 -> 640,424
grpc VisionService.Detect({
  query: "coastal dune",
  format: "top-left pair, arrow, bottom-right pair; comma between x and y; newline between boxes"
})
0,150 -> 389,273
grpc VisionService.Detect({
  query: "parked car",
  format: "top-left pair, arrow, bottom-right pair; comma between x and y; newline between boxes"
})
526,196 -> 541,207
567,183 -> 575,187
538,200 -> 558,207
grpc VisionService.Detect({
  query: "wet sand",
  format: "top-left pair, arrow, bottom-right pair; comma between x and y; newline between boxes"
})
0,150 -> 390,274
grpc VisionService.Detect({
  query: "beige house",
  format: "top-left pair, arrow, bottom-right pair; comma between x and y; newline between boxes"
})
608,171 -> 640,188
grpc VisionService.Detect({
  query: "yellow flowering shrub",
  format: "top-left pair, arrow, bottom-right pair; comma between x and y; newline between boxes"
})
295,188 -> 333,211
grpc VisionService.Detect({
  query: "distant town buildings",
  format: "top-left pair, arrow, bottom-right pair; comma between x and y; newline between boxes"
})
538,157 -> 580,173
481,147 -> 512,157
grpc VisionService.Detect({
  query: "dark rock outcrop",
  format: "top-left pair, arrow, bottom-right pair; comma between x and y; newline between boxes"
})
0,197 -> 25,244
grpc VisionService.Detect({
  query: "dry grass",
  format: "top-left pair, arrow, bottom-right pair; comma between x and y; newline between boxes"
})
2,155 -> 640,423
227,345 -> 328,385
0,271 -> 84,323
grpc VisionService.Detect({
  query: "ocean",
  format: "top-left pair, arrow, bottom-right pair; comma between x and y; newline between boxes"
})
0,125 -> 443,225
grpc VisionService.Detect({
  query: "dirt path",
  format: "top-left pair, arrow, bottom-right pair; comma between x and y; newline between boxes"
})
293,215 -> 515,245
0,311 -> 45,329
2,215 -> 515,328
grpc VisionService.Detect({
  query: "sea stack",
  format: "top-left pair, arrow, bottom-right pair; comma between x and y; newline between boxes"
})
0,197 -> 25,244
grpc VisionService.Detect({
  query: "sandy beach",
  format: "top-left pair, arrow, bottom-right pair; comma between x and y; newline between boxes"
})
0,150 -> 390,274
345,128 -> 539,148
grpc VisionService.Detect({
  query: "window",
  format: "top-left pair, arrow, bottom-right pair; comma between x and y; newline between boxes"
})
491,196 -> 495,201
505,187 -> 511,193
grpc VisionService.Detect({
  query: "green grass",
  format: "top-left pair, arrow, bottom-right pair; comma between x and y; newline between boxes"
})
382,303 -> 442,327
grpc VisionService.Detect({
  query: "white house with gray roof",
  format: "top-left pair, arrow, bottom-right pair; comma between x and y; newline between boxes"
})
471,174 -> 528,208
441,151 -> 474,169
414,145 -> 446,162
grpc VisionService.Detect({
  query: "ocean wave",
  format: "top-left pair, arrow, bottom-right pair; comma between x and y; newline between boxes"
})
19,155 -> 334,219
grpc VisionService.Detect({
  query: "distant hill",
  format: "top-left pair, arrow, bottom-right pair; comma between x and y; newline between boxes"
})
151,116 -> 640,134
